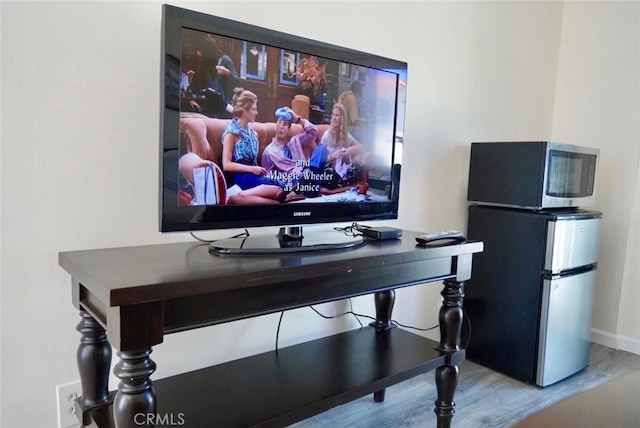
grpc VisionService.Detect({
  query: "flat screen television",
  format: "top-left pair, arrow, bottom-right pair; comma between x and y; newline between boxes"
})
160,4 -> 407,254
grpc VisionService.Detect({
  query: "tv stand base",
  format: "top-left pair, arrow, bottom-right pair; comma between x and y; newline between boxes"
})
58,234 -> 483,427
209,227 -> 367,255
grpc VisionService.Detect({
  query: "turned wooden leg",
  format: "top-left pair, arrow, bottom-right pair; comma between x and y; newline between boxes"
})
113,348 -> 157,428
371,289 -> 396,331
371,290 -> 395,402
434,365 -> 459,428
76,310 -> 112,424
438,279 -> 464,353
433,278 -> 465,428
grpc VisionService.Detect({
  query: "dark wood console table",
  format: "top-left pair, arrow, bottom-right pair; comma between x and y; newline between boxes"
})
59,231 -> 482,428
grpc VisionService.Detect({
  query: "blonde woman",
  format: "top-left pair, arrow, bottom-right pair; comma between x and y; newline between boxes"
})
318,103 -> 366,190
221,87 -> 285,204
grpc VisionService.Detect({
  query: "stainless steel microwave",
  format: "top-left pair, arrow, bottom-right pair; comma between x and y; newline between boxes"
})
467,141 -> 599,209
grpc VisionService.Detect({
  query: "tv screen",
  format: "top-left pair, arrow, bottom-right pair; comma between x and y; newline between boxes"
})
160,5 -> 407,250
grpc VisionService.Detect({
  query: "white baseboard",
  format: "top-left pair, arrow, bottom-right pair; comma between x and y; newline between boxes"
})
591,328 -> 640,355
618,335 -> 640,356
590,328 -> 618,348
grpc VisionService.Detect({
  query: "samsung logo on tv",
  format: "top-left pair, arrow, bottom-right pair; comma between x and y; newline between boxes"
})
293,211 -> 312,217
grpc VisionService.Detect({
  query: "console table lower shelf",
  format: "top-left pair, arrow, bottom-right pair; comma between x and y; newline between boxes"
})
84,327 -> 464,427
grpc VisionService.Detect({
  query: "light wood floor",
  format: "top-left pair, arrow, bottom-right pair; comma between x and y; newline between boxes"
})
293,342 -> 640,428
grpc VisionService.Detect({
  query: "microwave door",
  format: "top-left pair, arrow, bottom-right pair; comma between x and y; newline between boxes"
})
541,144 -> 599,208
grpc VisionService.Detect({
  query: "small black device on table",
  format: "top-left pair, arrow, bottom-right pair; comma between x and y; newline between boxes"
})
361,226 -> 403,240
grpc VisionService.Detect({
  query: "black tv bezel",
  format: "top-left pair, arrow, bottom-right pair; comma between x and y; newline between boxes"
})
160,4 -> 406,233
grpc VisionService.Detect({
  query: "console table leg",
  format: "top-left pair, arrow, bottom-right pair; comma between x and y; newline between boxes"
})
113,348 -> 157,428
76,310 -> 112,414
433,278 -> 465,428
438,279 -> 464,353
371,289 -> 395,331
434,364 -> 459,428
370,290 -> 395,402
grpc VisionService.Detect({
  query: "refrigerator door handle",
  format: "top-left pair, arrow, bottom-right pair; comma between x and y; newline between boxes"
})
543,263 -> 597,280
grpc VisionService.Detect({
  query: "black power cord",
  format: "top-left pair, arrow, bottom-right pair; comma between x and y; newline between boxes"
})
308,304 -> 372,327
462,308 -> 472,350
307,303 -> 440,332
275,311 -> 285,353
274,303 -> 463,352
333,222 -> 370,238
189,228 -> 250,244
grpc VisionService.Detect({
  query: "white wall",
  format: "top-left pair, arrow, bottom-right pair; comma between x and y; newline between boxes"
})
0,1 -> 3,419
1,1 -> 636,427
619,159 -> 640,348
550,1 -> 640,353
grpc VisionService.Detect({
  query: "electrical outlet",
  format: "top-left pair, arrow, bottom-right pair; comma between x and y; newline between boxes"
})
56,381 -> 81,428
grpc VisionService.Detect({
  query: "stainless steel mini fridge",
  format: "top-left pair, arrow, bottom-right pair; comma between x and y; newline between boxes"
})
463,205 -> 601,386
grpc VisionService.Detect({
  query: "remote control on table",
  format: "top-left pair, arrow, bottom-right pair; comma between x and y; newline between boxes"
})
415,230 -> 466,245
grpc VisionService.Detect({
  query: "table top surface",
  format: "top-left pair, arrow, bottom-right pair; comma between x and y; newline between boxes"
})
59,229 -> 482,307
